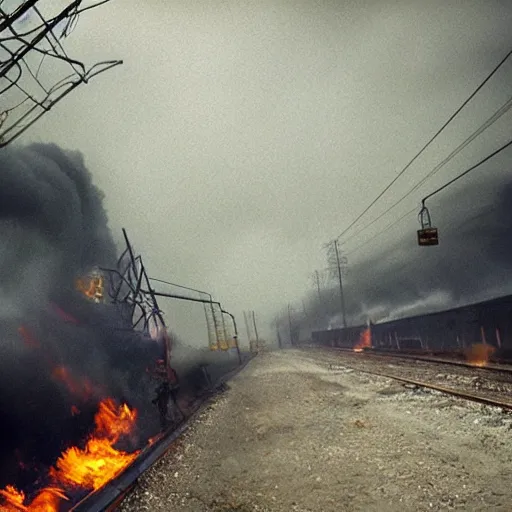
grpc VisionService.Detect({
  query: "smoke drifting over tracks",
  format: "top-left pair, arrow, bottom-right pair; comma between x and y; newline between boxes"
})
0,143 -> 245,510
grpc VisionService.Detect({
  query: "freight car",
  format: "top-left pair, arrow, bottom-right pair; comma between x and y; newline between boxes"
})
311,293 -> 512,360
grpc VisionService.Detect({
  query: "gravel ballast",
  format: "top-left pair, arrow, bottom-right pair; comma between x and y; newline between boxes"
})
118,349 -> 512,512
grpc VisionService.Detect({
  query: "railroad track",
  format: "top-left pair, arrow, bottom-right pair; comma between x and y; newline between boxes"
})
328,360 -> 512,411
70,355 -> 255,512
325,346 -> 512,373
303,347 -> 512,412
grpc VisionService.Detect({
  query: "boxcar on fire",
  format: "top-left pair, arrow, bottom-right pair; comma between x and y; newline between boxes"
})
311,294 -> 512,358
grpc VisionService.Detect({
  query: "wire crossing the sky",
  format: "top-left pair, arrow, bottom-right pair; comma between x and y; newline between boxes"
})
421,137 -> 512,206
347,137 -> 512,255
333,46 -> 512,243
343,93 -> 512,246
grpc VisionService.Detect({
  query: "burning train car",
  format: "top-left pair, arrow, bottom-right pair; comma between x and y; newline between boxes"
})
311,293 -> 512,361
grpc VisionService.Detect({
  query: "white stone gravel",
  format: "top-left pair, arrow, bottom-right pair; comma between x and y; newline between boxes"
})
118,349 -> 512,512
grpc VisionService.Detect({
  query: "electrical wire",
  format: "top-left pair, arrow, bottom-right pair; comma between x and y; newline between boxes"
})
421,137 -> 512,205
346,137 -> 512,255
333,46 -> 512,242
343,93 -> 512,245
346,207 -> 417,256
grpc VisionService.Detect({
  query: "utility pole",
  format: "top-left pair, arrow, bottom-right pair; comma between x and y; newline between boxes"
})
334,239 -> 347,329
288,303 -> 294,346
275,316 -> 283,349
302,299 -> 307,316
314,270 -> 322,304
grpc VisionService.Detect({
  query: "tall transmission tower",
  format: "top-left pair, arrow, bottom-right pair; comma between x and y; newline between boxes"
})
0,0 -> 122,147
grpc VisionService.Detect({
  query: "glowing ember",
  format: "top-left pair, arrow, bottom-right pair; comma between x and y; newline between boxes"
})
18,326 -> 40,349
51,366 -> 96,402
464,343 -> 495,367
50,304 -> 79,325
353,327 -> 372,352
0,399 -> 140,512
75,271 -> 104,303
147,434 -> 160,446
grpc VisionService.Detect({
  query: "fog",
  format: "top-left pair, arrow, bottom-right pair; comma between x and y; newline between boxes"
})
14,0 -> 512,344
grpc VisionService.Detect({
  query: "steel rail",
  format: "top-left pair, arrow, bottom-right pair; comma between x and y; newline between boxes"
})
321,346 -> 512,374
327,361 -> 512,411
70,354 -> 255,512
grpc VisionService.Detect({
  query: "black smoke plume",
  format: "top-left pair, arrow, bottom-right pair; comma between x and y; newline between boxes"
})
0,143 -> 160,489
279,161 -> 512,340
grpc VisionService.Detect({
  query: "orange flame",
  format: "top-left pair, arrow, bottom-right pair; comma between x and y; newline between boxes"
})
0,485 -> 25,510
75,273 -> 104,303
0,485 -> 68,512
51,367 -> 96,402
48,438 -> 138,491
93,399 -> 138,440
464,343 -> 495,367
353,327 -> 372,352
49,399 -> 139,491
50,304 -> 79,325
0,399 -> 140,512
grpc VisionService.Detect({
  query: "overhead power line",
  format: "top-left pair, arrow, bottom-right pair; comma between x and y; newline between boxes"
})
333,46 -> 512,242
343,92 -> 512,246
421,137 -> 512,206
346,207 -> 417,256
347,137 -> 512,256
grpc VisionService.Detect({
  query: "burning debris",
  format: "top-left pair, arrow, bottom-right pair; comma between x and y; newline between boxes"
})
0,143 -> 245,510
0,144 -> 169,506
353,325 -> 372,352
464,343 -> 496,367
1,399 -> 138,511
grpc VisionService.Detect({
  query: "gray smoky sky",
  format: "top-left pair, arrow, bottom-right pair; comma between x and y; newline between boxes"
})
19,0 -> 512,344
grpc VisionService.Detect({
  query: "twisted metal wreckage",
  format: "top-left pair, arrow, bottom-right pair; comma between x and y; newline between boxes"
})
0,0 -> 122,147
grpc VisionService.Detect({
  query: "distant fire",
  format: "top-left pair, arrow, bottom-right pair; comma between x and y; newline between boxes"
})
353,327 -> 372,352
0,399 -> 140,512
75,270 -> 104,303
464,343 -> 495,367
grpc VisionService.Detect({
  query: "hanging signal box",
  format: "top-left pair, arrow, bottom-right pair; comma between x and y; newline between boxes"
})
417,227 -> 439,246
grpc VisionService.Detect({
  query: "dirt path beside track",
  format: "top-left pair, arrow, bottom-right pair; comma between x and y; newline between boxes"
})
119,349 -> 512,512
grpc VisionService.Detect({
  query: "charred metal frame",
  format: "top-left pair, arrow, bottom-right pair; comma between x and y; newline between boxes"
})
149,277 -> 222,349
99,230 -> 242,365
148,290 -> 242,365
0,0 -> 122,147
100,229 -> 166,336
